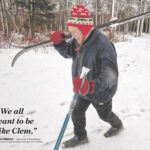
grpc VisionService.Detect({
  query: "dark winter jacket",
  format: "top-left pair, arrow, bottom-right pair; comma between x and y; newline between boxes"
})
54,28 -> 118,104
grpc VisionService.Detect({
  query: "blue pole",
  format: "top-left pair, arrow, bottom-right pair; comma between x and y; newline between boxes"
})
54,94 -> 79,150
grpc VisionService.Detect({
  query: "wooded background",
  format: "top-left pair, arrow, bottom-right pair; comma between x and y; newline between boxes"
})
0,0 -> 150,44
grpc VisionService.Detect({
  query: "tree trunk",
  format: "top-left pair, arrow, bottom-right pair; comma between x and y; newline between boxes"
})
3,0 -> 9,36
7,10 -> 19,32
139,0 -> 146,36
148,19 -> 150,33
95,0 -> 98,26
136,19 -> 140,36
0,0 -> 9,35
0,0 -> 5,34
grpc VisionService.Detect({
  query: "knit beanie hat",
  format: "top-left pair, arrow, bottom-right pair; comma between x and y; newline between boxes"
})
67,5 -> 94,38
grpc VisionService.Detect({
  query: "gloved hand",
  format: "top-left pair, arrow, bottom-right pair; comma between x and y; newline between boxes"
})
73,77 -> 95,96
50,31 -> 64,44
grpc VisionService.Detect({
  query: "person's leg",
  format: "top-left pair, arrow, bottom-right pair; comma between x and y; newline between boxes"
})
72,97 -> 91,139
62,97 -> 91,148
92,100 -> 123,137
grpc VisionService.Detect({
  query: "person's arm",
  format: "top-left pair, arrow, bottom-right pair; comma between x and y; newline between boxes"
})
50,31 -> 76,58
54,39 -> 76,58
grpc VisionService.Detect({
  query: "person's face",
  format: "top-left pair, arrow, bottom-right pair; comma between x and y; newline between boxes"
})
68,26 -> 84,44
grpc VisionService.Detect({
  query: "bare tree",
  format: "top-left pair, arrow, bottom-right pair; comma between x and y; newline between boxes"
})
0,0 -> 9,36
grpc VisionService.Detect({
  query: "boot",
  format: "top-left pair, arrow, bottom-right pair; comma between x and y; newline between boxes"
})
104,124 -> 123,138
62,135 -> 89,149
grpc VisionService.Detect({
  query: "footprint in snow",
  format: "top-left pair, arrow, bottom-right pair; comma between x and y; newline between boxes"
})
42,140 -> 55,146
10,144 -> 16,148
121,61 -> 136,72
121,69 -> 127,72
140,108 -> 150,113
26,110 -> 36,115
120,108 -> 129,114
140,109 -> 146,112
123,113 -> 140,119
60,102 -> 66,106
91,128 -> 103,134
44,125 -> 48,128
60,101 -> 70,106
122,60 -> 136,70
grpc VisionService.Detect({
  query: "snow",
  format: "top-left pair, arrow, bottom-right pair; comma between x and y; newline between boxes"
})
0,35 -> 150,150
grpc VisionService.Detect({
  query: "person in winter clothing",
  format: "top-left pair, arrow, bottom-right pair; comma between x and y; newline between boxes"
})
50,4 -> 123,149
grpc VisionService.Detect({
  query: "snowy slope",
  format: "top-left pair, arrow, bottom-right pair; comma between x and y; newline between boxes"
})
0,35 -> 150,150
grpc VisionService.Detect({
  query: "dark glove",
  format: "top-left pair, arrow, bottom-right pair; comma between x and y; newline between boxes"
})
73,77 -> 95,96
50,31 -> 64,44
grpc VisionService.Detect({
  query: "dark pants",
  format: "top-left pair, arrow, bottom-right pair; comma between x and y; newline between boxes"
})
71,97 -> 122,140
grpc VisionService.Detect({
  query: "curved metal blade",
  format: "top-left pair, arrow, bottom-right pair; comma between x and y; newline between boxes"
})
12,47 -> 32,67
11,40 -> 50,67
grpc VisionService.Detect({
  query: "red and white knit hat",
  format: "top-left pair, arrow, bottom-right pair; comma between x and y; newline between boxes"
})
67,4 -> 94,37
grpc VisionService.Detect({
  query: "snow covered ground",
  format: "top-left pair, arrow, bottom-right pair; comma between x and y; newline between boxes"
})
0,35 -> 150,150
